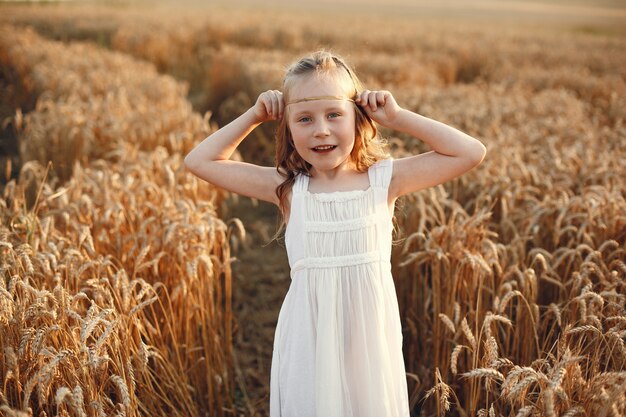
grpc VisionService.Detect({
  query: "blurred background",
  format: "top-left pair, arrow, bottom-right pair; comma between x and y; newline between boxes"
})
1,1 -> 625,416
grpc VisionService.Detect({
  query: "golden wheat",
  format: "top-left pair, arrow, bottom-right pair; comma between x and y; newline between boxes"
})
1,2 -> 625,416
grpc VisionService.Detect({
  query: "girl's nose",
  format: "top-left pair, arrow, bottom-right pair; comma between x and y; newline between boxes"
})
314,120 -> 330,137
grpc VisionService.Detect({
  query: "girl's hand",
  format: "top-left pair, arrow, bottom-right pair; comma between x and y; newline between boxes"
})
355,90 -> 403,128
252,90 -> 284,123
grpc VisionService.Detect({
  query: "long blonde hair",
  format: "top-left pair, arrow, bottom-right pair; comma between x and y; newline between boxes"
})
274,51 -> 390,233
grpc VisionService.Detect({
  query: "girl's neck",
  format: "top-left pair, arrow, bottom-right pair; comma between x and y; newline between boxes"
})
309,158 -> 357,181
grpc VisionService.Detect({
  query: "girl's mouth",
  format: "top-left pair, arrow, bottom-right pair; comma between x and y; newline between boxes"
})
312,145 -> 337,153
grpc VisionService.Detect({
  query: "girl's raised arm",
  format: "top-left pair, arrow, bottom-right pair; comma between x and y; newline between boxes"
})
184,90 -> 285,206
355,90 -> 487,201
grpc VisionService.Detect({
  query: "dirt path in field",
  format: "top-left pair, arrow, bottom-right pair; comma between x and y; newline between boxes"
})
226,196 -> 290,416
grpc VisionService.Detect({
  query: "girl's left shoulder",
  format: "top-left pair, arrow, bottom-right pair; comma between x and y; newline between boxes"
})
368,157 -> 394,188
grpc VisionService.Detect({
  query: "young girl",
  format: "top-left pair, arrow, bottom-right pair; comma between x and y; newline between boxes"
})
184,51 -> 486,417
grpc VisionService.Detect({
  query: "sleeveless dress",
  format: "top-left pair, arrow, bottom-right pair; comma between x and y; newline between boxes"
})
269,158 -> 410,417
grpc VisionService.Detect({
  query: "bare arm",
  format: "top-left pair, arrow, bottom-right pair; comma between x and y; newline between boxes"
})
184,90 -> 285,205
355,90 -> 487,200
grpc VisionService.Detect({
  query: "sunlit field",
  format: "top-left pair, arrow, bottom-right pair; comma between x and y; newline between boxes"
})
1,1 -> 625,416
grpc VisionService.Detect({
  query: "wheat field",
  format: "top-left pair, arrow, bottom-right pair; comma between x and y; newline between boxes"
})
0,2 -> 625,416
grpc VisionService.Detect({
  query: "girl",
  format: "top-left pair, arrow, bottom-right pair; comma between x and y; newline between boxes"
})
184,51 -> 486,417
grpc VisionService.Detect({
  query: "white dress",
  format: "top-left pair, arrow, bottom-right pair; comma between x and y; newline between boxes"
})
269,158 -> 410,417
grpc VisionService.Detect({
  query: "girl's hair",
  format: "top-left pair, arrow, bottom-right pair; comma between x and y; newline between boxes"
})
273,51 -> 390,234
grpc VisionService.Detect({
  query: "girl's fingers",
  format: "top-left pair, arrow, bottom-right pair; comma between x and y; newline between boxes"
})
356,90 -> 370,108
355,90 -> 394,113
258,92 -> 268,118
376,91 -> 387,107
271,90 -> 284,119
262,96 -> 272,119
270,93 -> 278,118
368,91 -> 378,111
255,90 -> 285,121
276,91 -> 285,119
356,90 -> 385,112
265,92 -> 273,118
275,90 -> 284,119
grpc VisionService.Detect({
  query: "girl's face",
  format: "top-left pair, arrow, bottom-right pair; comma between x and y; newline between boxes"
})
286,74 -> 356,173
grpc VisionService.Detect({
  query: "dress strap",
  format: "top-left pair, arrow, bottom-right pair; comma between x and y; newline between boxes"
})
368,158 -> 393,190
292,171 -> 309,193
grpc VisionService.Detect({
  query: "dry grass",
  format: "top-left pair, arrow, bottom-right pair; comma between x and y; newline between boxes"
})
1,2 -> 625,416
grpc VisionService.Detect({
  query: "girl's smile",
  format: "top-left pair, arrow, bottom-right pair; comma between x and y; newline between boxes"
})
311,144 -> 337,153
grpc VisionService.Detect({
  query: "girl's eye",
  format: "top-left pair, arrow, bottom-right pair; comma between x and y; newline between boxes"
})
298,116 -> 311,123
328,112 -> 341,119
